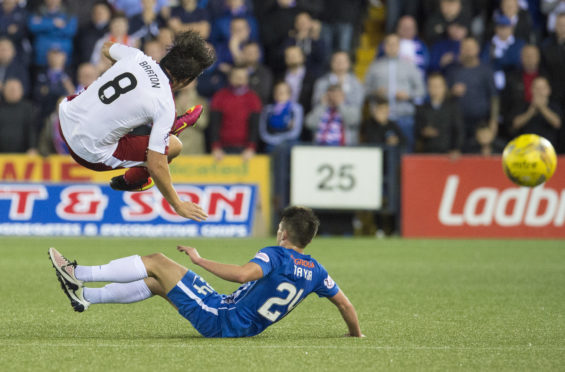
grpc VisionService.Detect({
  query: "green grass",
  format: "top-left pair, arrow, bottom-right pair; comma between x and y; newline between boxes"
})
0,237 -> 564,371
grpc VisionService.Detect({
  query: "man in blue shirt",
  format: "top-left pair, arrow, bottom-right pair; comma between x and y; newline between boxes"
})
49,206 -> 363,338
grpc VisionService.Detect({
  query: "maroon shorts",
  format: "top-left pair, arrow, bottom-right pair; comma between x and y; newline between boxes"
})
58,123 -> 150,172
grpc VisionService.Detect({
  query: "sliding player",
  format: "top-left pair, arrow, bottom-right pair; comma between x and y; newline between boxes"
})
58,30 -> 215,221
49,206 -> 363,338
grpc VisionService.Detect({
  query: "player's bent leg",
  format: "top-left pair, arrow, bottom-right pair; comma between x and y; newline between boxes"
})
142,253 -> 189,294
83,280 -> 153,304
144,277 -> 177,309
168,135 -> 183,161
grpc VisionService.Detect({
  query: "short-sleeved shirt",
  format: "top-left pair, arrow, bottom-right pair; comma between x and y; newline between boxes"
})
218,246 -> 339,337
59,44 -> 175,163
168,245 -> 339,338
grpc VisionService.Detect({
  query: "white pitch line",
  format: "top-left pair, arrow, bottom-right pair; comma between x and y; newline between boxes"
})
0,342 -> 563,352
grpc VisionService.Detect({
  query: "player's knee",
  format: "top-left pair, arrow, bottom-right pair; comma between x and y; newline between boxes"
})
142,253 -> 169,273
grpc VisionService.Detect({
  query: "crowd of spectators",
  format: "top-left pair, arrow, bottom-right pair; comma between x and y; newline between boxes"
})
0,0 -> 564,158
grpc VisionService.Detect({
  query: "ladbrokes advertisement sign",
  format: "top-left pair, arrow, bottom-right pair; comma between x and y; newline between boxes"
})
0,155 -> 270,237
402,155 -> 565,238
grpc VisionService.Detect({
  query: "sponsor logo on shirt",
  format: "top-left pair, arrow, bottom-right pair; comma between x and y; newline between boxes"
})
254,252 -> 269,263
291,254 -> 315,268
324,275 -> 335,289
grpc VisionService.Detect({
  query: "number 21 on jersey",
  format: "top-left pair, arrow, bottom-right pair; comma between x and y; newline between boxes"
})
258,283 -> 304,322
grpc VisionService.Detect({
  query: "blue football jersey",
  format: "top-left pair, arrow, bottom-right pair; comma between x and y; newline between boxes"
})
217,246 -> 339,337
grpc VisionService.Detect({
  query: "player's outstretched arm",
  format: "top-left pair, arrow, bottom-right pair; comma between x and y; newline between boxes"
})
177,245 -> 263,283
146,150 -> 208,221
329,289 -> 364,338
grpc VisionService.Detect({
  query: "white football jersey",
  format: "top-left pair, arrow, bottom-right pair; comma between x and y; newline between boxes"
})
59,44 -> 175,164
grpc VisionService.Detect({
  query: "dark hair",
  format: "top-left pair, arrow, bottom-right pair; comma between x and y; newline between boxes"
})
280,206 -> 320,248
369,94 -> 388,106
160,30 -> 216,85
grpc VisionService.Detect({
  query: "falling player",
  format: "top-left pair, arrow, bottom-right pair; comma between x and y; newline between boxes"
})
58,30 -> 215,221
49,206 -> 364,338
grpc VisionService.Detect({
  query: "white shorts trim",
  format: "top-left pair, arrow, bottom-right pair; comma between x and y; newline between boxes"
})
177,281 -> 219,316
103,156 -> 145,169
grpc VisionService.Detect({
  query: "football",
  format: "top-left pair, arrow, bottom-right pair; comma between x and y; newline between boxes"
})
502,134 -> 557,187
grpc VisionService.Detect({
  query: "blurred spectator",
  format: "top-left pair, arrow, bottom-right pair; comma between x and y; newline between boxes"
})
281,11 -> 325,77
464,121 -> 506,155
168,0 -> 211,40
208,0 -> 255,18
541,13 -> 565,113
210,0 -> 259,45
259,81 -> 303,150
143,38 -> 166,62
0,37 -> 30,95
415,73 -> 464,154
65,0 -> 102,28
280,45 -> 316,116
305,84 -> 361,146
156,26 -> 174,48
107,0 -> 169,19
312,51 -> 364,113
0,79 -> 36,154
209,66 -> 262,161
379,15 -> 429,74
447,37 -> 499,141
261,0 -> 303,70
74,1 -> 111,65
214,17 -> 252,71
541,0 -> 565,32
356,95 -> 404,237
319,0 -> 366,55
492,0 -> 536,43
33,47 -> 74,125
481,14 -> 526,90
364,34 -> 425,151
241,42 -> 273,104
38,96 -> 68,155
425,0 -> 470,44
197,43 -> 226,98
74,62 -> 98,92
0,0 -> 30,65
510,76 -> 562,148
129,0 -> 166,45
28,0 -> 78,68
90,14 -> 139,68
429,20 -> 468,73
501,44 -> 540,130
175,81 -> 209,155
361,95 -> 405,147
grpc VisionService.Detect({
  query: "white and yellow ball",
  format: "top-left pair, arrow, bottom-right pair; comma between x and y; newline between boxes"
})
502,134 -> 557,187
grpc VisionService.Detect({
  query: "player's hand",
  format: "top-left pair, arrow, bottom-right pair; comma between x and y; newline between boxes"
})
177,245 -> 201,265
173,201 -> 208,221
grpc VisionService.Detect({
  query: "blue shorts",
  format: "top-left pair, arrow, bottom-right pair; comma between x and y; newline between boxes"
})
167,270 -> 223,338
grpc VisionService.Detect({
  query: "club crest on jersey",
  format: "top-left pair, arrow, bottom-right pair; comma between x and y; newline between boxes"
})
254,252 -> 269,263
324,275 -> 335,289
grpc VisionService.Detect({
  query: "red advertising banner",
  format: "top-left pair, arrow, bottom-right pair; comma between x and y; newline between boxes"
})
402,155 -> 565,238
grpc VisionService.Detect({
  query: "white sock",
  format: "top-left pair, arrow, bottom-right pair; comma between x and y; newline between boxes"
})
75,255 -> 148,283
83,280 -> 153,304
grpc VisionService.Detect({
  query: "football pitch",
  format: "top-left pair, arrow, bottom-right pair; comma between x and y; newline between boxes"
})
0,237 -> 564,371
